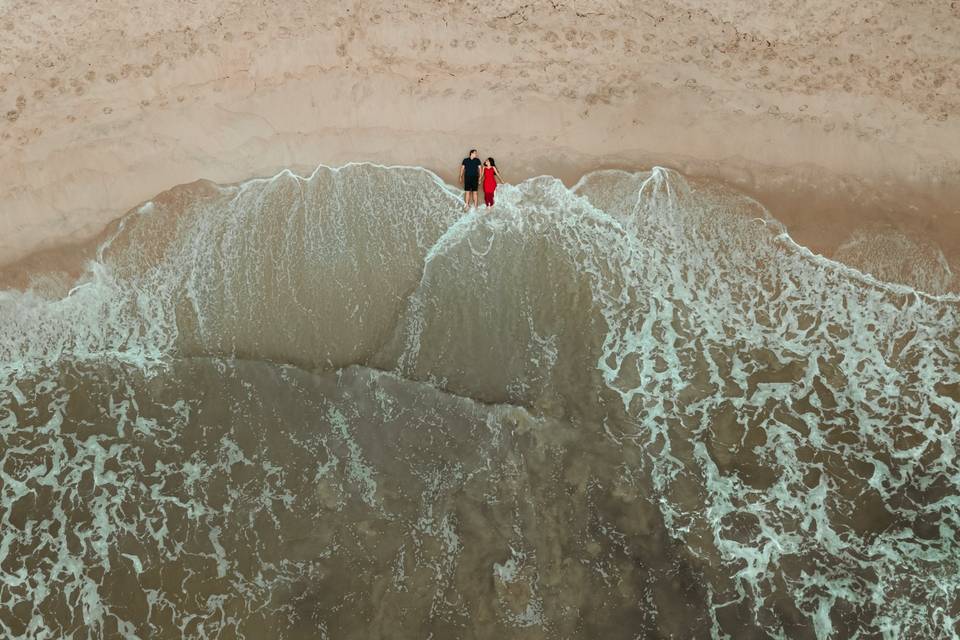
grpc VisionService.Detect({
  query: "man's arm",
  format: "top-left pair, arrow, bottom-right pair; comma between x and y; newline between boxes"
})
459,164 -> 465,184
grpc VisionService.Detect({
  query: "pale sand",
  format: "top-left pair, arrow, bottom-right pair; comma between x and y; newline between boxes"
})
1,0 -> 959,281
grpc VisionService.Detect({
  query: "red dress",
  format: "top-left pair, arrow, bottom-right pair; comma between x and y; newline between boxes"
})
483,167 -> 497,192
482,167 -> 497,205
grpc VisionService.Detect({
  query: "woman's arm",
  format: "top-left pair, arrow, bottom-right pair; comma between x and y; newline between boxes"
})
495,167 -> 504,183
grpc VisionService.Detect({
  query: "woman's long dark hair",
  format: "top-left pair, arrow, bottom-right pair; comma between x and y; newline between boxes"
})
486,157 -> 496,167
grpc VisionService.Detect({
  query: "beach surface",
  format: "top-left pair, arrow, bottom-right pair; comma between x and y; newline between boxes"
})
1,0 -> 959,284
4,4 -> 960,637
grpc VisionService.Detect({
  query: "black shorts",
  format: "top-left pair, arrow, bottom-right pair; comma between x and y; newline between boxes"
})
464,175 -> 479,191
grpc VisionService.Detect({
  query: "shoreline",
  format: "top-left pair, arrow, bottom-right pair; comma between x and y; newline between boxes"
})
2,0 -> 958,287
3,111 -> 958,271
2,158 -> 958,297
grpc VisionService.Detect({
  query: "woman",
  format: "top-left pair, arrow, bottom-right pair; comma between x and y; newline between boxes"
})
482,158 -> 504,207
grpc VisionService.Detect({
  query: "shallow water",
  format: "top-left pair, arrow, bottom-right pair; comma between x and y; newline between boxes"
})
1,165 -> 958,638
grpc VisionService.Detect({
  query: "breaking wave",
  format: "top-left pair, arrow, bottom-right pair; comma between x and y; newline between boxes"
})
1,164 -> 958,639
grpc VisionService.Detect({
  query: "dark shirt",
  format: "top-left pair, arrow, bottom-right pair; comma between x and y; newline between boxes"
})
462,157 -> 482,179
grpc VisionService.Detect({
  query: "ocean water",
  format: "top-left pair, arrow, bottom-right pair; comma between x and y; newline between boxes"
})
0,164 -> 958,639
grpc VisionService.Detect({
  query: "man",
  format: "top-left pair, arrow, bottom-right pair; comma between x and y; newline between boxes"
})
459,149 -> 482,209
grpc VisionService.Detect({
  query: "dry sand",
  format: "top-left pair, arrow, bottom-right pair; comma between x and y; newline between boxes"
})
1,0 -> 959,283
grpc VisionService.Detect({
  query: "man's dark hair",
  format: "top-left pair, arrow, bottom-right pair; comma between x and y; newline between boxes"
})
469,149 -> 477,155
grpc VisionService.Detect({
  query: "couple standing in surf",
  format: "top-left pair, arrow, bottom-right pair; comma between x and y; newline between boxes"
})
459,149 -> 504,210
